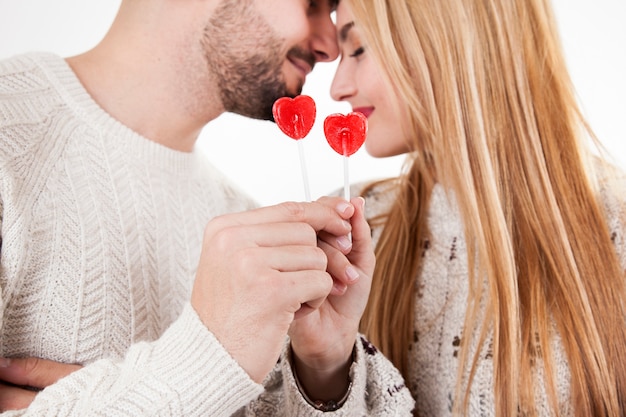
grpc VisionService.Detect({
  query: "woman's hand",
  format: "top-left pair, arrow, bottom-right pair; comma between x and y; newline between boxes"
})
288,196 -> 374,402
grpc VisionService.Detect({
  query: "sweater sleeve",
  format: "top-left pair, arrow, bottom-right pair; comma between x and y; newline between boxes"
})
238,335 -> 415,416
3,304 -> 264,417
0,190 -> 3,258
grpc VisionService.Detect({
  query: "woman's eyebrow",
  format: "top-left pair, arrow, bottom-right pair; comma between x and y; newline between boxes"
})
339,21 -> 355,43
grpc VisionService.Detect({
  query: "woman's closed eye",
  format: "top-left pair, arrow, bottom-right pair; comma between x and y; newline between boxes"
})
349,46 -> 365,58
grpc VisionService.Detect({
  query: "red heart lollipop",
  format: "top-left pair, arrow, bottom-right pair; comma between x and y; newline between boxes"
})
323,112 -> 368,156
272,95 -> 316,140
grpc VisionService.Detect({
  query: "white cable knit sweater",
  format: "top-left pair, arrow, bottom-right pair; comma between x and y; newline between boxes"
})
0,53 -> 415,416
357,172 -> 626,416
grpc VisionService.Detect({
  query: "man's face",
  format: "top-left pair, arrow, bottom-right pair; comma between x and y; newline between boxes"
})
201,0 -> 338,120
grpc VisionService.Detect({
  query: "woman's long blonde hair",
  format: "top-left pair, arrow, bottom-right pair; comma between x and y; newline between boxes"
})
352,0 -> 626,415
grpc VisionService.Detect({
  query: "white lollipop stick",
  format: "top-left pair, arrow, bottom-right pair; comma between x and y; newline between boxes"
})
298,140 -> 311,201
343,153 -> 352,241
343,154 -> 350,201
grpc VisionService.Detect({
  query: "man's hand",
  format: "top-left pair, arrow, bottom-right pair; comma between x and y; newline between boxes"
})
191,199 -> 355,384
0,357 -> 82,411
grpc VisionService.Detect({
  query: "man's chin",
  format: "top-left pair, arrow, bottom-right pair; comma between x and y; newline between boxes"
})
234,85 -> 301,122
241,104 -> 275,122
287,83 -> 304,98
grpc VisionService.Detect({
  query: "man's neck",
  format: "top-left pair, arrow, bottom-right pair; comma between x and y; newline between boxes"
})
65,4 -> 224,152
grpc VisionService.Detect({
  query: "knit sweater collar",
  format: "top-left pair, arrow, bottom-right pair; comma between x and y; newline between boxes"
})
30,52 -> 207,178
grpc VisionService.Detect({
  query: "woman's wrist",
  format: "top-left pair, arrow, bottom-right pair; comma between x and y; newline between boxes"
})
290,344 -> 356,411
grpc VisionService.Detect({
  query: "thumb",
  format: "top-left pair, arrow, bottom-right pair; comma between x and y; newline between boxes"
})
348,197 -> 375,271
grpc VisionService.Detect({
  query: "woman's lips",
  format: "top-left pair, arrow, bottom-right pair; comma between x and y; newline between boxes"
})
352,107 -> 374,118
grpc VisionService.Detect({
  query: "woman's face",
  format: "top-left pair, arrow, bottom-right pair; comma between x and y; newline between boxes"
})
330,2 -> 411,157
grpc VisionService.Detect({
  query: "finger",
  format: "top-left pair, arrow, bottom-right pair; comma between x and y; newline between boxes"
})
282,270 -> 333,313
293,304 -> 316,320
315,197 -> 355,255
246,245 -> 328,273
210,222 -> 320,254
347,197 -> 375,270
318,198 -> 373,293
0,357 -> 82,389
316,196 -> 355,220
316,197 -> 370,257
0,383 -> 37,411
206,200 -> 353,238
318,239 -> 356,292
317,229 -> 353,255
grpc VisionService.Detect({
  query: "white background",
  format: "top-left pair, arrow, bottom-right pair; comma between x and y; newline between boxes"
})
1,1 -> 624,206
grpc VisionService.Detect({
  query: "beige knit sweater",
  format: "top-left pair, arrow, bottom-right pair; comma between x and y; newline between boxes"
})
0,53 -> 414,416
357,173 -> 625,416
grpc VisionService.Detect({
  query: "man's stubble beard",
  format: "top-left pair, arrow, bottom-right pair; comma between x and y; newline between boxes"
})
201,0 -> 293,121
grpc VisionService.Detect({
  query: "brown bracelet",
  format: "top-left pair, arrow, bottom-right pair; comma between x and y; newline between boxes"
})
293,365 -> 353,411
291,346 -> 355,412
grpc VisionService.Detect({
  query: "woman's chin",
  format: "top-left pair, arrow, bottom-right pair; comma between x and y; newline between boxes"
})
365,142 -> 408,158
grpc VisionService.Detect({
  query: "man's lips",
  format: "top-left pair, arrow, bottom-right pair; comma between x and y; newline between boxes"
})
288,56 -> 312,78
352,107 -> 374,118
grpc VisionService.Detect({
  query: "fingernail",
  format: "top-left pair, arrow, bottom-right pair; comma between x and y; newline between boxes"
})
337,235 -> 352,251
346,266 -> 360,282
336,201 -> 351,214
358,197 -> 365,209
0,358 -> 11,368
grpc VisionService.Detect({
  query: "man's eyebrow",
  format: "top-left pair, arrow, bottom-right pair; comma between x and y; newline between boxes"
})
339,21 -> 355,43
